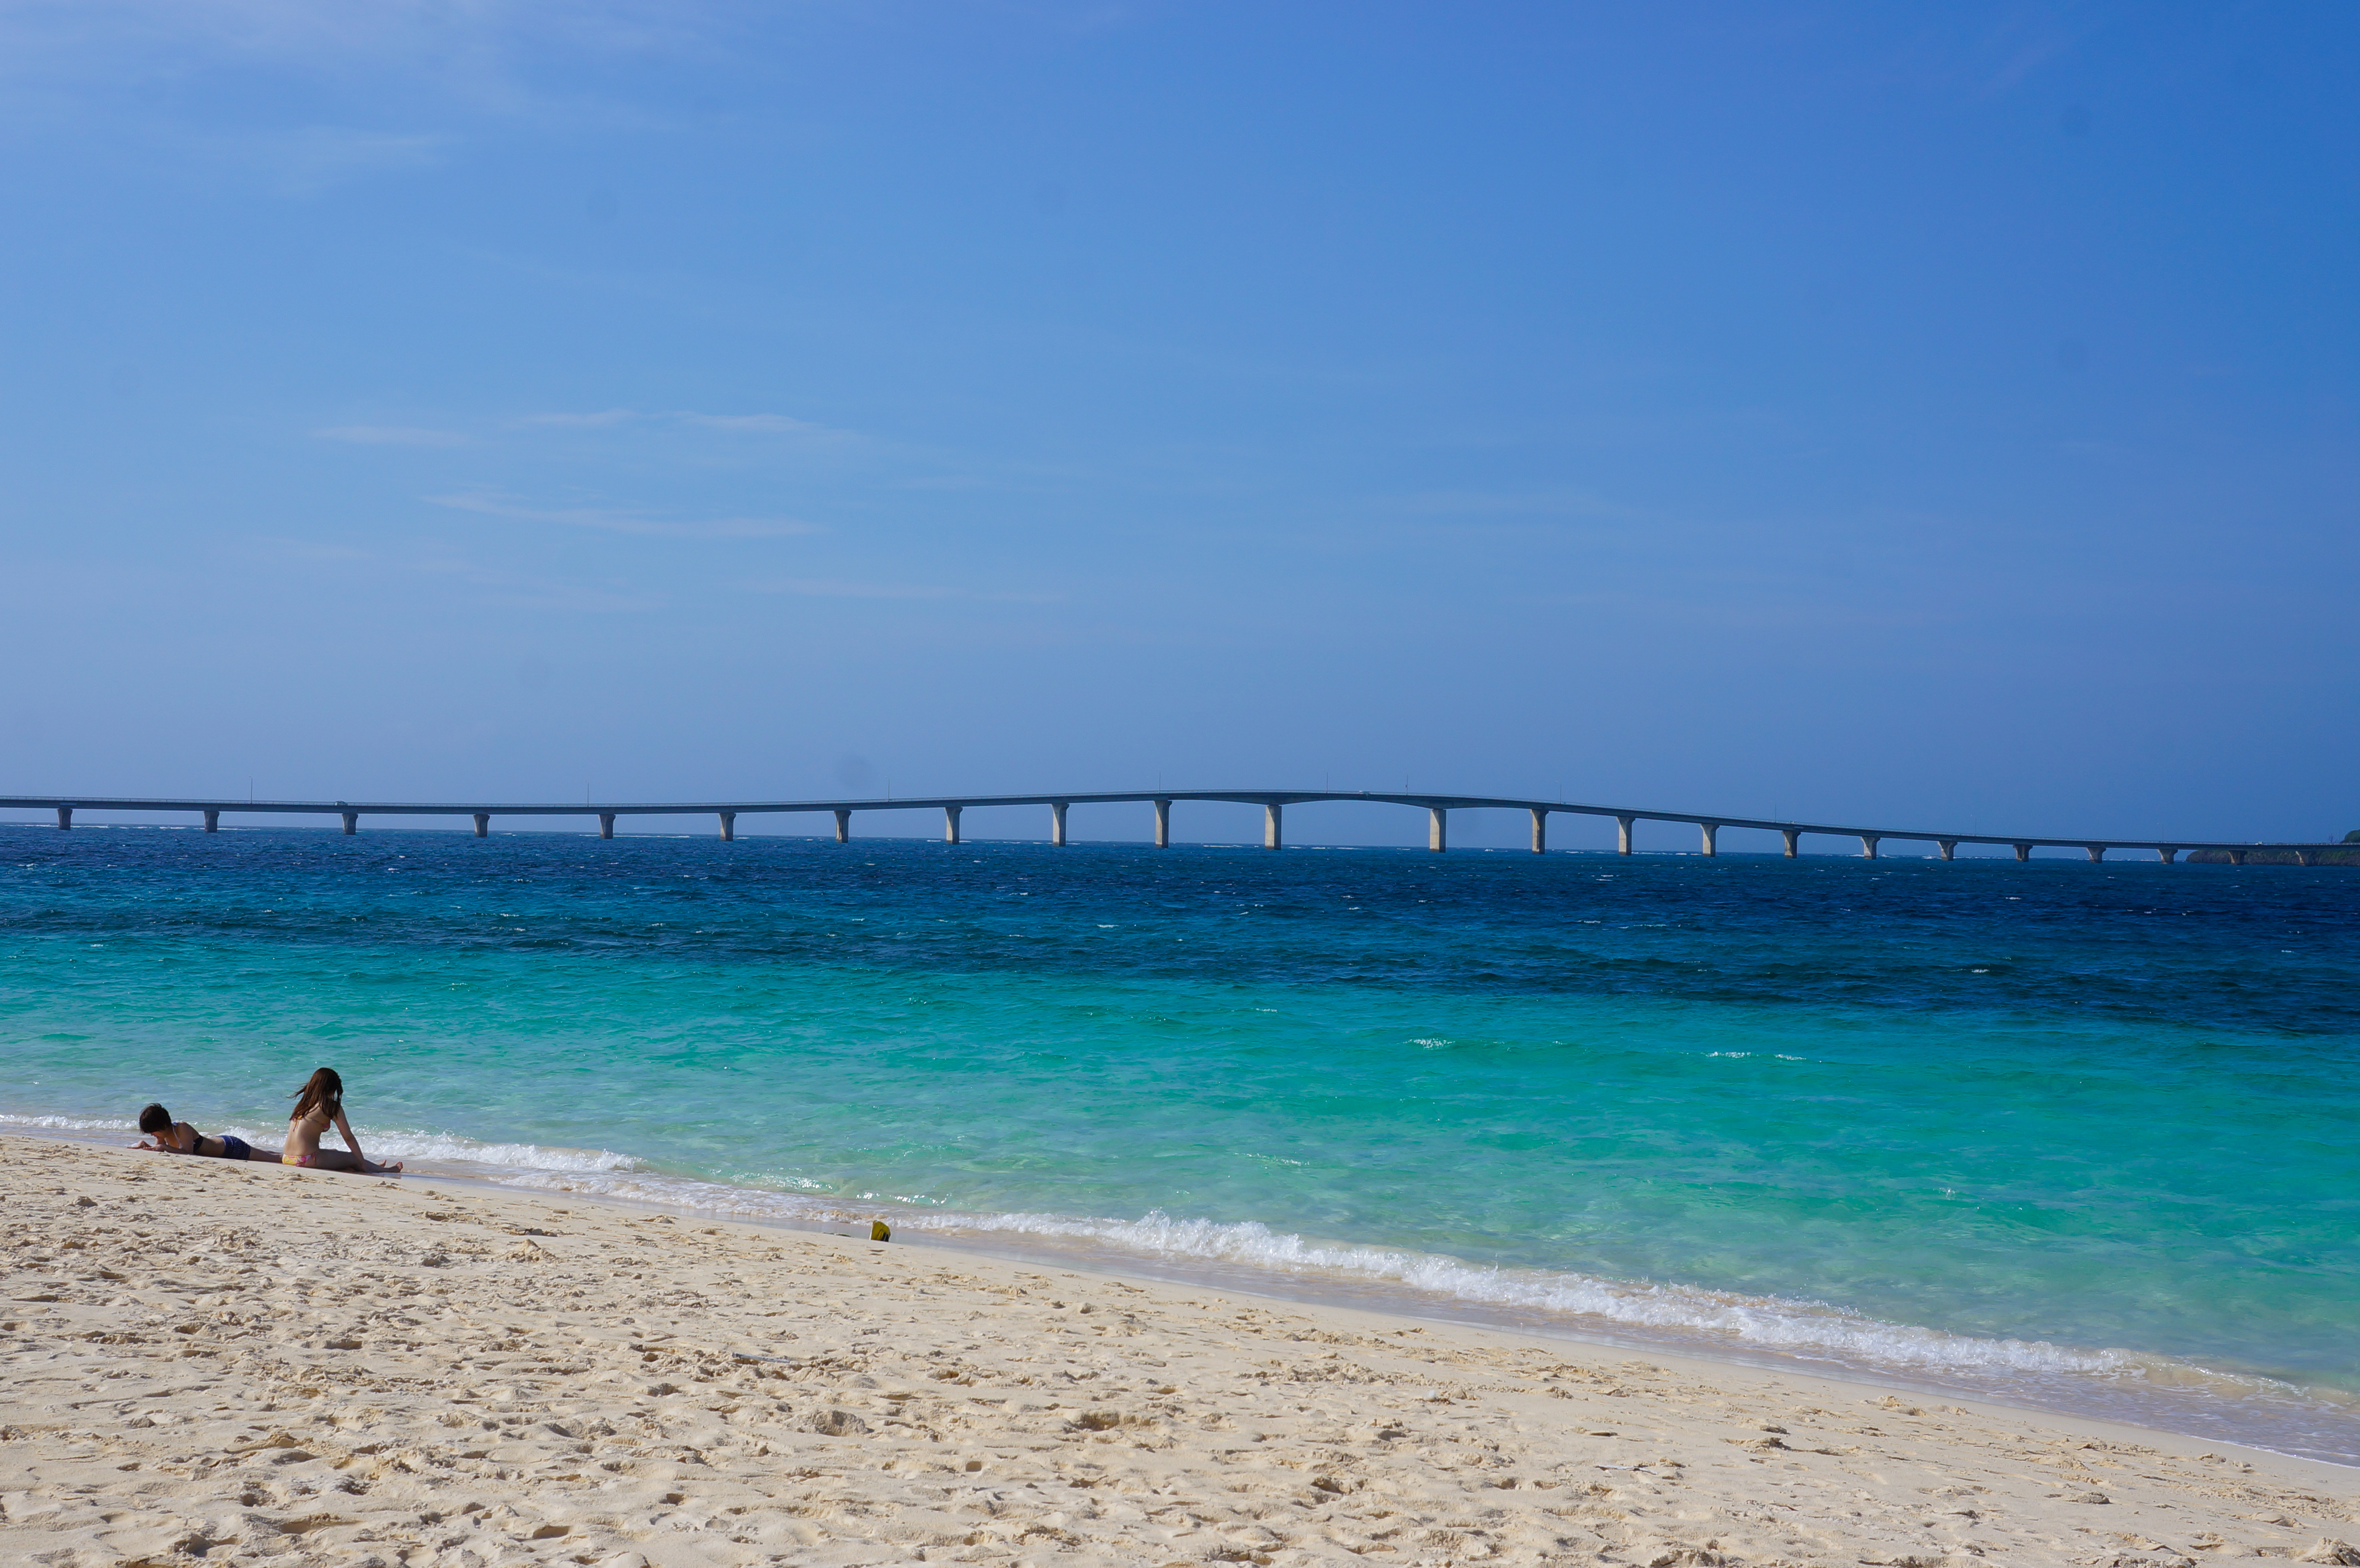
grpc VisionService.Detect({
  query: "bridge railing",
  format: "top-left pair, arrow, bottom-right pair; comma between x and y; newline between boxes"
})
0,791 -> 2348,864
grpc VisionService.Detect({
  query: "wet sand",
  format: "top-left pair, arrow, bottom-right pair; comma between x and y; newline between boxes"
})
5,1134 -> 2355,1566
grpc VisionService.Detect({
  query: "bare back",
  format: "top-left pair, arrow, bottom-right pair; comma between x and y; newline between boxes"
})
281,1100 -> 397,1173
283,1103 -> 334,1165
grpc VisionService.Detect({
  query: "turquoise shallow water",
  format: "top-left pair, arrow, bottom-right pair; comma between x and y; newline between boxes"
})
4,826 -> 2357,1462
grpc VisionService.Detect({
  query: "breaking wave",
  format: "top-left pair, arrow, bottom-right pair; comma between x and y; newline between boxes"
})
422,1151 -> 2144,1381
330,1129 -> 644,1173
9,1112 -> 2355,1464
0,1115 -> 641,1174
905,1208 -> 2127,1378
0,1112 -> 136,1131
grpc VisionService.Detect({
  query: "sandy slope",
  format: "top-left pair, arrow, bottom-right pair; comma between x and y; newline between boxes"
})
4,1135 -> 2355,1567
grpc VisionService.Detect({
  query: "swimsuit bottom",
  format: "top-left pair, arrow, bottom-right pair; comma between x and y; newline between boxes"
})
217,1134 -> 251,1161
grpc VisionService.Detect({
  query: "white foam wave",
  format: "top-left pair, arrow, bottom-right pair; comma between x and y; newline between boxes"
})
905,1208 -> 2129,1380
0,1113 -> 2252,1379
486,1168 -> 854,1220
197,1123 -> 2132,1383
1,1114 -> 643,1173
9,1106 -> 2349,1462
463,1159 -> 2164,1384
0,1113 -> 2263,1393
348,1129 -> 644,1173
0,1112 -> 135,1131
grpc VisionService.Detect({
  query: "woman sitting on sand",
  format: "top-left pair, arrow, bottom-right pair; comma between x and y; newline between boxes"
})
282,1068 -> 402,1174
134,1103 -> 280,1162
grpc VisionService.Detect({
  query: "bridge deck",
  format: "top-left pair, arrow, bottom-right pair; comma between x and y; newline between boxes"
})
0,791 -> 2344,856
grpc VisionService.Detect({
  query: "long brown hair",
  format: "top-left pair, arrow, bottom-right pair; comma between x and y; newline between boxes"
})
288,1067 -> 343,1124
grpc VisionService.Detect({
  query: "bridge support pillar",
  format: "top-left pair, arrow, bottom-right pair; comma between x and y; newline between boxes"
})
341,812 -> 358,835
203,810 -> 219,833
1428,808 -> 1447,852
1700,823 -> 1718,857
2227,850 -> 2247,865
1153,798 -> 1170,848
718,811 -> 736,841
1781,827 -> 1800,858
1264,803 -> 1282,850
1938,840 -> 1957,861
1859,835 -> 1879,859
834,809 -> 850,843
945,806 -> 961,845
2086,844 -> 2105,863
2157,846 -> 2176,864
2013,843 -> 2032,862
56,806 -> 71,830
2298,849 -> 2321,867
1616,815 -> 1634,855
599,813 -> 616,839
1051,802 -> 1069,846
1530,809 -> 1546,854
474,813 -> 490,839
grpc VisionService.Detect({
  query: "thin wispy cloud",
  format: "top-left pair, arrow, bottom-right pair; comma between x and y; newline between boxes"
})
1521,588 -> 1945,634
0,2 -> 737,123
410,555 -> 662,614
757,578 -> 958,602
313,424 -> 470,447
676,411 -> 835,437
753,577 -> 1061,605
1382,489 -> 1641,520
246,534 -> 661,613
246,125 -> 447,195
318,405 -> 853,460
519,408 -> 638,428
516,408 -> 849,440
0,10 -> 591,193
1975,12 -> 2094,98
246,536 -> 375,564
429,489 -> 821,540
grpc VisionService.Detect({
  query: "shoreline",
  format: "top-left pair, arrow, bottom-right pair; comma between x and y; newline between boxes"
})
8,1133 -> 2356,1566
11,1119 -> 2359,1476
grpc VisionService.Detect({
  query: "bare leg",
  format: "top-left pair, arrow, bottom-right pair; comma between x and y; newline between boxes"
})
298,1149 -> 402,1175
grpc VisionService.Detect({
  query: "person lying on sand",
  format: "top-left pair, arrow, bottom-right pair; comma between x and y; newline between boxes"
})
282,1068 -> 402,1174
133,1103 -> 280,1162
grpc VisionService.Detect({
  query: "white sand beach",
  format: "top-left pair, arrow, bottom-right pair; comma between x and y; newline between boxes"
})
5,1134 -> 2355,1567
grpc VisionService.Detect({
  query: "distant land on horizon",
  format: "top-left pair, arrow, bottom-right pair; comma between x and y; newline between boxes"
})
2186,829 -> 2360,867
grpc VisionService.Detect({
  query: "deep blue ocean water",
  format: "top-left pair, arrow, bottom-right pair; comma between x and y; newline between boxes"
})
4,825 -> 2355,1462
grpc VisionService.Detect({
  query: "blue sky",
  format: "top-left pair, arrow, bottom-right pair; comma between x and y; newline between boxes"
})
1,2 -> 2353,849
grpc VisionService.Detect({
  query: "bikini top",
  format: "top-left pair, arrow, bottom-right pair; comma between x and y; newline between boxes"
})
173,1123 -> 222,1156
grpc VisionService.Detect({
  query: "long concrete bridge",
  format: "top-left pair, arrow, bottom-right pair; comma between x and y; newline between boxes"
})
0,790 -> 2346,865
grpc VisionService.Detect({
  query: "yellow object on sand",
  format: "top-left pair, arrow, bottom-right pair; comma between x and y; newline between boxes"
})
870,1220 -> 891,1242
